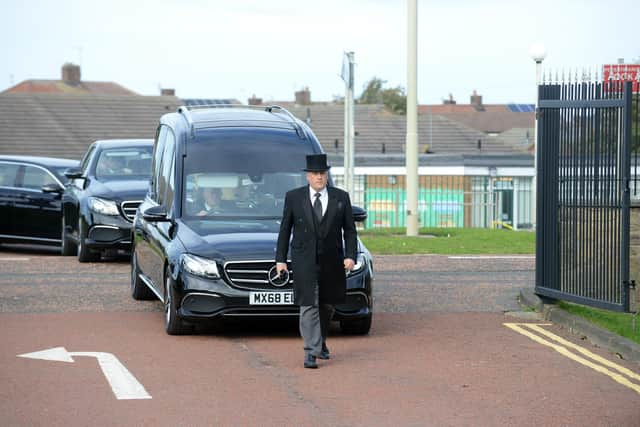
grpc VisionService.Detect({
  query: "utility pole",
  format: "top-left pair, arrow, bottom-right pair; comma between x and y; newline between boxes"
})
406,0 -> 419,236
342,52 -> 355,195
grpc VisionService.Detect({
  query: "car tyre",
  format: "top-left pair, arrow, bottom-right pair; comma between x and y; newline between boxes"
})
340,314 -> 372,335
131,251 -> 154,300
77,217 -> 99,262
164,268 -> 193,335
60,215 -> 77,256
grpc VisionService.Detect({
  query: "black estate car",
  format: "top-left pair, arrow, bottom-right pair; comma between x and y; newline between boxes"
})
0,155 -> 78,247
131,105 -> 373,335
61,139 -> 153,261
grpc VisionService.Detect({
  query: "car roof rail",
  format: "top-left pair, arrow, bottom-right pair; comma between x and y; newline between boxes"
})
265,105 -> 304,137
177,106 -> 195,138
176,104 -> 305,139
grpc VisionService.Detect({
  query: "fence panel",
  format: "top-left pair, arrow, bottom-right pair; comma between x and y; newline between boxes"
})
536,80 -> 635,311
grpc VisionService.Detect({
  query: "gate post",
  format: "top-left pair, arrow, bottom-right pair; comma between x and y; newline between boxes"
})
535,83 -> 561,294
622,81 -> 633,311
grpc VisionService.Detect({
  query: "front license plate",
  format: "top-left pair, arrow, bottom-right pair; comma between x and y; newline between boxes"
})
249,291 -> 294,305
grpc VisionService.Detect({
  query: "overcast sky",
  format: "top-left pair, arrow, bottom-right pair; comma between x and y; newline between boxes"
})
2,0 -> 639,105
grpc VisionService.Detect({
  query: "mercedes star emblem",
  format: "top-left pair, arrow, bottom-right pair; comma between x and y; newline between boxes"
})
268,265 -> 289,287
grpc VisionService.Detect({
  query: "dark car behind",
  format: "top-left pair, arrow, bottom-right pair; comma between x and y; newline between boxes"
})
0,155 -> 79,248
61,139 -> 153,261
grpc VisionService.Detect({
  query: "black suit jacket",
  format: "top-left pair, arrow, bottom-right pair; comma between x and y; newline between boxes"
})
276,185 -> 357,306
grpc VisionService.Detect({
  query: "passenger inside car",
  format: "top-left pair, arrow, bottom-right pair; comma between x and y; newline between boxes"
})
97,154 -> 128,177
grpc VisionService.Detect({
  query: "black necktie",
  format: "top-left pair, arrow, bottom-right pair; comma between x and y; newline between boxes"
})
313,192 -> 322,220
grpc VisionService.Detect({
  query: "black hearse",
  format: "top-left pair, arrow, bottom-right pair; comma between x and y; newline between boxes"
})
131,105 -> 373,335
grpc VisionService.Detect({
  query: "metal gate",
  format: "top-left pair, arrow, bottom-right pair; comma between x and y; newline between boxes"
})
536,79 -> 635,311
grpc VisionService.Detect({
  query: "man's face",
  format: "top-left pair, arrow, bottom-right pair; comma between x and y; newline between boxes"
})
306,171 -> 328,192
203,188 -> 220,205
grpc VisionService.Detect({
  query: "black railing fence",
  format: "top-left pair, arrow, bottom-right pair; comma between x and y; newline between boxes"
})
536,78 -> 638,311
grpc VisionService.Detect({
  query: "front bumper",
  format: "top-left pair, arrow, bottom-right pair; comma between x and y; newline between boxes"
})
85,213 -> 133,251
176,266 -> 372,321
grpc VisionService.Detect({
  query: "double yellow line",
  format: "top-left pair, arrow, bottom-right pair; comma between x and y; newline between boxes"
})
504,323 -> 640,395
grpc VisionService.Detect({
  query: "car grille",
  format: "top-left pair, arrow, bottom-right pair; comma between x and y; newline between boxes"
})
224,260 -> 293,291
120,201 -> 142,222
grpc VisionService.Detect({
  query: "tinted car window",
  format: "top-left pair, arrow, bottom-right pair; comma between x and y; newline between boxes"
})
80,146 -> 96,175
183,129 -> 310,219
157,130 -> 176,206
0,162 -> 20,187
151,126 -> 168,201
165,150 -> 176,213
95,147 -> 153,181
21,165 -> 57,190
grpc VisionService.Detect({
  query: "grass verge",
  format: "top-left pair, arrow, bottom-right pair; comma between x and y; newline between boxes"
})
358,227 -> 535,255
558,301 -> 640,346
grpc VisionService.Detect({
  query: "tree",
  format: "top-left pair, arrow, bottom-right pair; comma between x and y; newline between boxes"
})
358,77 -> 407,115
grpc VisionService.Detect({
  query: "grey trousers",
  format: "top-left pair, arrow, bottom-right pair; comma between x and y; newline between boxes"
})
300,304 -> 335,356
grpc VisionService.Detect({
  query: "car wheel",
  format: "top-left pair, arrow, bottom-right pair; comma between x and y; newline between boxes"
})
77,217 -> 99,263
340,314 -> 372,335
131,251 -> 154,300
60,215 -> 77,256
164,268 -> 193,335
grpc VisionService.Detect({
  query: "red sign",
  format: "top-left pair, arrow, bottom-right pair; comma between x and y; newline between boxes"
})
602,64 -> 640,93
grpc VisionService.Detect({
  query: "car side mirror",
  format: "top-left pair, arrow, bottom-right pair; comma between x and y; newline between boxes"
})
64,167 -> 83,180
41,183 -> 65,193
352,205 -> 367,222
142,205 -> 172,222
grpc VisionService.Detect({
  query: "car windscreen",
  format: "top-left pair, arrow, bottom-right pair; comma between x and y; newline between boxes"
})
95,147 -> 153,181
182,129 -> 314,220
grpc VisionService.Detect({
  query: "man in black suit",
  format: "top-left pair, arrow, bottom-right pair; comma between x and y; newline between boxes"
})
276,154 -> 357,369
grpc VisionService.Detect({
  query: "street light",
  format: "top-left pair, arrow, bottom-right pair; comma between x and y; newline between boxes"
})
529,43 -> 546,230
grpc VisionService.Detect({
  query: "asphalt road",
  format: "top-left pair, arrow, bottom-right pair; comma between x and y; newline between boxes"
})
1,245 -> 639,426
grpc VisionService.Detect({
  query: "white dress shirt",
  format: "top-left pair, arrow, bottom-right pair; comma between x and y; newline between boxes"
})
309,186 -> 328,217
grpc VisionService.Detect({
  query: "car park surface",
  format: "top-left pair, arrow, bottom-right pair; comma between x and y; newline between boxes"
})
1,249 -> 640,426
61,139 -> 153,261
0,155 -> 78,247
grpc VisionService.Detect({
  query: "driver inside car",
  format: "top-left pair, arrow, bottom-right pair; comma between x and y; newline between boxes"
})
194,187 -> 224,216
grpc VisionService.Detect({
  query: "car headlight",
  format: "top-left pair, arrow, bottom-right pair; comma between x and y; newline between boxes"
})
348,253 -> 366,276
181,254 -> 221,279
88,197 -> 119,216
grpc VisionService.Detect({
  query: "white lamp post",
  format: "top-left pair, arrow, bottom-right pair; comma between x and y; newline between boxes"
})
529,43 -> 546,230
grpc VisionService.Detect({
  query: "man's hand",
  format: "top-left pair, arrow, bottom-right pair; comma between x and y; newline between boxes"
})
276,262 -> 288,276
343,258 -> 355,272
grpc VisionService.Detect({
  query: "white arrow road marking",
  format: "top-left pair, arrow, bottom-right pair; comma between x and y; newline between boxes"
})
18,347 -> 151,400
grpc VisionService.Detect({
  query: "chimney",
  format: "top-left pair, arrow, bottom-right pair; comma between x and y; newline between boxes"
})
160,88 -> 175,96
62,63 -> 81,85
470,90 -> 484,111
470,90 -> 483,106
248,94 -> 263,105
295,86 -> 311,105
443,93 -> 456,105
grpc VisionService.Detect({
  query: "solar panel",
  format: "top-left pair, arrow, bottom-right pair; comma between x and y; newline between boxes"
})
507,104 -> 534,112
183,99 -> 235,106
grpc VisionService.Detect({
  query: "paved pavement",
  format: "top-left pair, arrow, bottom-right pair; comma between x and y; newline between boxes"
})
1,246 -> 639,426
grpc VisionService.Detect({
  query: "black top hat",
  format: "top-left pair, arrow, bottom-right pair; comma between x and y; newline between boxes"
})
303,154 -> 331,172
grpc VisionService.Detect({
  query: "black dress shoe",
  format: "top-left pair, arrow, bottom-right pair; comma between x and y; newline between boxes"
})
317,344 -> 331,360
304,354 -> 318,369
